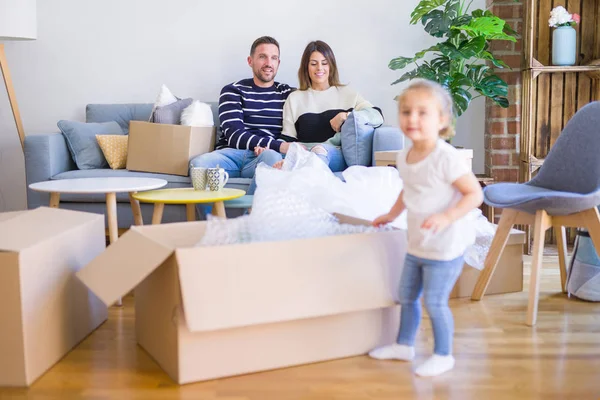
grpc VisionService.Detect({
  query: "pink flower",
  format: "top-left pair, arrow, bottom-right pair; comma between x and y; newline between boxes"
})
572,13 -> 581,24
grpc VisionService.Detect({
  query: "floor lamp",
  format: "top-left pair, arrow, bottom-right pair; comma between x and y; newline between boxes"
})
0,0 -> 37,151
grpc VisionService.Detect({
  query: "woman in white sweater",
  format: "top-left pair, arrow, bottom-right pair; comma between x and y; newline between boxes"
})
256,40 -> 383,171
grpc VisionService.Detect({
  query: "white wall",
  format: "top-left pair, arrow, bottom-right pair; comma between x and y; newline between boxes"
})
0,0 -> 485,211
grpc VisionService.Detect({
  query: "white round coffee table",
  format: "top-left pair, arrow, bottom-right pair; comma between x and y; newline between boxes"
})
29,177 -> 168,244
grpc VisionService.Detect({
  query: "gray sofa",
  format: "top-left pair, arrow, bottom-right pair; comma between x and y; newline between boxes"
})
25,103 -> 404,228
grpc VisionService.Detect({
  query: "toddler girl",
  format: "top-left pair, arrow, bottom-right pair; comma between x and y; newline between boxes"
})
369,79 -> 483,377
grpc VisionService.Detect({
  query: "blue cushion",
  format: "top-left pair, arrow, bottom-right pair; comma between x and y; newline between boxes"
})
86,103 -> 153,134
341,110 -> 375,166
57,120 -> 124,170
152,98 -> 193,124
484,182 -> 600,215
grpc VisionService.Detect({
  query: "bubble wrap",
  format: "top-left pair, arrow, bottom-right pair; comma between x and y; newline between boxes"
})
464,211 -> 498,270
197,192 -> 392,247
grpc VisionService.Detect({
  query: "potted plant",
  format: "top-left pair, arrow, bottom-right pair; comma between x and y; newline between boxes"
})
389,0 -> 518,121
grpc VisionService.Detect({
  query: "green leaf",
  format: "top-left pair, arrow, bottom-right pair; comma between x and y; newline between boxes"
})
451,15 -> 472,29
481,51 -> 510,68
422,0 -> 460,38
410,0 -> 447,25
388,45 -> 439,71
466,64 -> 491,82
450,72 -> 472,88
453,16 -> 517,42
391,69 -> 418,85
451,87 -> 472,116
389,56 -> 415,70
458,36 -> 486,58
475,75 -> 509,98
491,96 -> 510,108
503,22 -> 518,36
415,45 -> 440,59
471,9 -> 494,18
431,55 -> 451,71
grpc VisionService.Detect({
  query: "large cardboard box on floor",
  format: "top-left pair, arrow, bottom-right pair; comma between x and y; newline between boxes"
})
127,121 -> 216,176
451,229 -> 525,298
0,207 -> 108,387
76,216 -> 405,384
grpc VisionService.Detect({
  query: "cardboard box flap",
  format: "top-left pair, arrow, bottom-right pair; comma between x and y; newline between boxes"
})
176,228 -> 403,333
76,226 -> 176,306
0,207 -> 102,252
0,210 -> 26,223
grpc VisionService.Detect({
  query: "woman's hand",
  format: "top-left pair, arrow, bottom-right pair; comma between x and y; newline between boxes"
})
372,213 -> 396,227
254,146 -> 267,156
273,160 -> 284,170
421,213 -> 452,234
330,112 -> 349,132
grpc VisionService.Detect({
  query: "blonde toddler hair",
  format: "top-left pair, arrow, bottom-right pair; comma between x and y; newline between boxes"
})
396,79 -> 456,140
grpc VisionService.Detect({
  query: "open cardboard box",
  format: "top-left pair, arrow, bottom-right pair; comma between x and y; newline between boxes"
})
0,207 -> 108,387
76,215 -> 405,384
127,121 -> 216,176
451,229 -> 525,298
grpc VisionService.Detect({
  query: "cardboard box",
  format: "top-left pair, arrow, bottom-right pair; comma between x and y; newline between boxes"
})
374,149 -> 473,171
451,229 -> 525,298
127,121 -> 216,176
76,216 -> 405,384
0,207 -> 108,387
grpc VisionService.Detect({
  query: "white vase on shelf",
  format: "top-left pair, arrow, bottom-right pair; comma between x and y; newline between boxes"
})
552,25 -> 577,66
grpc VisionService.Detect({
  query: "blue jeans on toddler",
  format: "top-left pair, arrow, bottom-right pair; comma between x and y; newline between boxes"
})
396,253 -> 464,356
190,147 -> 282,195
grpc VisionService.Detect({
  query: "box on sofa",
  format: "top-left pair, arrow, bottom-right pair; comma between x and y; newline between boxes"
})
76,215 -> 405,384
0,207 -> 108,387
127,121 -> 216,176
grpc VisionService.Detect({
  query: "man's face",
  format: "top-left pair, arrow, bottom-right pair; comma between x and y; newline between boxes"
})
248,44 -> 280,86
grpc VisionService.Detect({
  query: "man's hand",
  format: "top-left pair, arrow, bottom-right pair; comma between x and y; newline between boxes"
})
254,146 -> 267,156
372,213 -> 396,227
421,213 -> 452,234
330,112 -> 349,133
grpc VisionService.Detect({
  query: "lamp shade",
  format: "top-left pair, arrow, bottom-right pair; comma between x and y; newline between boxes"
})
0,0 -> 36,40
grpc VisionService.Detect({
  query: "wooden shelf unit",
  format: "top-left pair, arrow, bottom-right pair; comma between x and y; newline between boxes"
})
520,0 -> 600,246
521,0 -> 600,184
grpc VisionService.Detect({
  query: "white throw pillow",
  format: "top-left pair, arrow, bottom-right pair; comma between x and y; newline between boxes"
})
149,84 -> 178,122
181,100 -> 214,127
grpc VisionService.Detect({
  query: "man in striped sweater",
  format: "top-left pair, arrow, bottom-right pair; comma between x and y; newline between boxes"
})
190,36 -> 293,194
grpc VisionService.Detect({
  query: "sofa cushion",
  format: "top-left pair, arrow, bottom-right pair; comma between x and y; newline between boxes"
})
86,103 -> 154,134
96,135 -> 128,169
58,120 -> 124,170
341,110 -> 375,167
153,98 -> 193,125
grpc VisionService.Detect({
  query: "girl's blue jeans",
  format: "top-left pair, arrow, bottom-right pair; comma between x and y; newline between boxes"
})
396,253 -> 464,356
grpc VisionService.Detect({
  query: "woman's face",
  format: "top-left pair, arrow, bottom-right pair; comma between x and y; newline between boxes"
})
308,51 -> 330,88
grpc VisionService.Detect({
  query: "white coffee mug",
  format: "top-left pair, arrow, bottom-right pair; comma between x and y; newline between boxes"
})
207,167 -> 229,191
190,166 -> 208,191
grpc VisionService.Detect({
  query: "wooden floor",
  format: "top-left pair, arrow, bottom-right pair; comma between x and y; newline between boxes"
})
3,256 -> 600,400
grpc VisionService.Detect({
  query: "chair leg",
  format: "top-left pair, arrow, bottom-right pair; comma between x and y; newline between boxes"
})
555,225 -> 568,293
527,210 -> 551,326
582,208 -> 600,268
471,209 -> 518,301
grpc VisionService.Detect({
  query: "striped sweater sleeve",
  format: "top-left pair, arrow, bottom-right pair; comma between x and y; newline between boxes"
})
218,84 -> 284,152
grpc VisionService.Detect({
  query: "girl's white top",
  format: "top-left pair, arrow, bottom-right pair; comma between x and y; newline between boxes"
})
396,139 -> 475,261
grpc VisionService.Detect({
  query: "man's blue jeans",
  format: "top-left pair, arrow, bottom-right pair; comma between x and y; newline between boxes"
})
396,253 -> 464,356
190,148 -> 282,194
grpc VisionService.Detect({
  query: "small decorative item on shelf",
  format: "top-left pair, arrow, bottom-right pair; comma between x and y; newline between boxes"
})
549,6 -> 580,66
